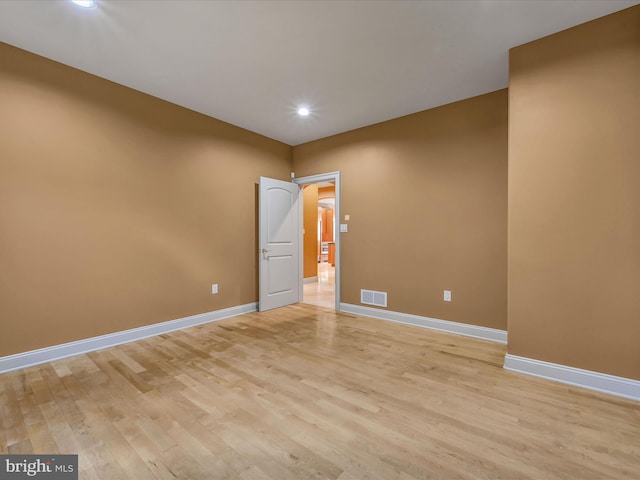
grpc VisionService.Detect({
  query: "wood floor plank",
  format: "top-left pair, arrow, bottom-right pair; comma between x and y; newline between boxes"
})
3,374 -> 30,451
1,303 -> 638,479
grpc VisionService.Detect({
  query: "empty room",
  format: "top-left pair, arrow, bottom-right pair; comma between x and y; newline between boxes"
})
1,1 -> 638,479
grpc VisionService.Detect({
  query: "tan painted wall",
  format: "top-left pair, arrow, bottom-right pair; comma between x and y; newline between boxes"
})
318,186 -> 335,200
508,6 -> 640,379
293,90 -> 508,330
303,185 -> 319,278
0,43 -> 291,357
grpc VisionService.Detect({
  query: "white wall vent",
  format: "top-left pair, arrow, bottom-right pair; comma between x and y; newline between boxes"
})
361,289 -> 387,308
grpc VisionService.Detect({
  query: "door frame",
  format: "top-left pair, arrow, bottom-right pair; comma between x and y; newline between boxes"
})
293,171 -> 341,311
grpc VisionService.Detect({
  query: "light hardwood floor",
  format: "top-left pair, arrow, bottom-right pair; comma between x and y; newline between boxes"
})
1,304 -> 638,479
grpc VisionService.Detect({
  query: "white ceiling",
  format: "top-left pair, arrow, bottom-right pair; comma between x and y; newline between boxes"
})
0,0 -> 637,146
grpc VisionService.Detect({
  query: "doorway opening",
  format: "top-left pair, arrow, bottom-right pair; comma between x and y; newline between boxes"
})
294,172 -> 341,311
303,182 -> 335,308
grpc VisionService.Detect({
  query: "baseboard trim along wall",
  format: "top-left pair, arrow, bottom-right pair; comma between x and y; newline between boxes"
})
303,276 -> 318,284
340,303 -> 507,344
0,302 -> 257,374
504,354 -> 640,402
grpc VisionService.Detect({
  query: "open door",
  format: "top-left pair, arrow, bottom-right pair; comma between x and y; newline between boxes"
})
258,176 -> 301,311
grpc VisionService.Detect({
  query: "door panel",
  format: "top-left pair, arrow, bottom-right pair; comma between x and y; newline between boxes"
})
267,188 -> 294,243
259,177 -> 300,311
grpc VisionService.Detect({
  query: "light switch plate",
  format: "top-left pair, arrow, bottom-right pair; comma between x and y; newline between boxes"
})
340,224 -> 348,233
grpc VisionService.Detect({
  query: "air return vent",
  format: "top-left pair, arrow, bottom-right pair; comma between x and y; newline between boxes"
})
361,289 -> 387,307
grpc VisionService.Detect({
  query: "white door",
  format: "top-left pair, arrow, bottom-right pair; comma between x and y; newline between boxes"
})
258,176 -> 301,311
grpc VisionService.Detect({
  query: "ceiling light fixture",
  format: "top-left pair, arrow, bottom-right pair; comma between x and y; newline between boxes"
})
297,107 -> 310,117
71,0 -> 96,8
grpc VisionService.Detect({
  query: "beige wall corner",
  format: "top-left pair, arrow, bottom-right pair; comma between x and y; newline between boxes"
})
293,90 -> 508,331
0,42 -> 291,357
508,6 -> 640,380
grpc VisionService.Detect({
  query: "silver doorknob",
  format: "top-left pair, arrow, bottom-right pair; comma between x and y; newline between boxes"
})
261,248 -> 270,259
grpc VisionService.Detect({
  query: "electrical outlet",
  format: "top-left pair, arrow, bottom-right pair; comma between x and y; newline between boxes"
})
444,290 -> 452,302
212,284 -> 219,294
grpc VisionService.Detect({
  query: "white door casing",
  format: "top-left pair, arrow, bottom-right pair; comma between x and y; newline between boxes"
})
293,171 -> 341,311
258,177 -> 301,311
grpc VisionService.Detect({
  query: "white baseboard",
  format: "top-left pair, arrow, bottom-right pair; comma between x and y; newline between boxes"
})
504,354 -> 640,402
340,303 -> 507,344
0,303 -> 257,374
303,276 -> 318,284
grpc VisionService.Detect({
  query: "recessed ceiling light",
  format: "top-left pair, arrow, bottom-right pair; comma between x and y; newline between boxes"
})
297,107 -> 310,117
71,0 -> 96,8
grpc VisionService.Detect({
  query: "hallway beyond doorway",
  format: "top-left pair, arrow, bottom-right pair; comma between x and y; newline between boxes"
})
302,262 -> 335,309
